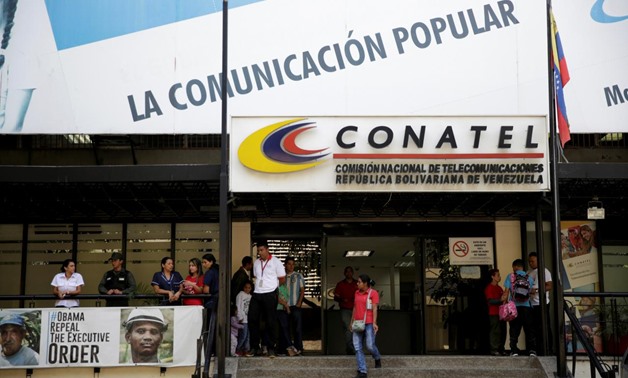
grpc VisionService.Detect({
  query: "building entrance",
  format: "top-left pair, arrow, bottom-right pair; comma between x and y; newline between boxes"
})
253,221 -> 495,356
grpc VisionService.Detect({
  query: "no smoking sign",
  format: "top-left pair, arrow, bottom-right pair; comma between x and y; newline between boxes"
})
452,241 -> 469,257
448,237 -> 494,265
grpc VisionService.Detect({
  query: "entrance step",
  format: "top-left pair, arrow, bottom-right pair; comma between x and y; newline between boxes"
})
226,355 -> 550,378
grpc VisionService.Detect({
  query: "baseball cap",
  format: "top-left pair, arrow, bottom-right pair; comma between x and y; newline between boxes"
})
124,308 -> 167,330
0,314 -> 25,328
109,252 -> 124,261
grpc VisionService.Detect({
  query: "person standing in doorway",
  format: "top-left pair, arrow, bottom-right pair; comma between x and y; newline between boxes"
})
334,266 -> 358,354
247,240 -> 286,358
231,256 -> 253,304
351,274 -> 381,378
282,256 -> 305,355
98,252 -> 137,307
502,259 -> 536,356
51,259 -> 84,308
484,268 -> 506,356
235,280 -> 252,356
528,252 -> 553,355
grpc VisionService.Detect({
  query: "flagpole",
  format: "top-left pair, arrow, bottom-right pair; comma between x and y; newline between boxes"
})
217,0 -> 230,377
546,1 -> 567,376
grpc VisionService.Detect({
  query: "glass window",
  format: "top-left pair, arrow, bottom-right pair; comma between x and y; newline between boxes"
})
602,245 -> 628,292
126,224 -> 172,297
0,224 -> 23,308
267,239 -> 321,302
26,224 -> 73,308
175,223 -> 219,277
77,224 -> 123,306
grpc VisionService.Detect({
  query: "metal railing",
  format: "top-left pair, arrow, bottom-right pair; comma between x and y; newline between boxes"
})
0,294 -> 211,308
563,292 -> 628,378
0,293 -> 217,377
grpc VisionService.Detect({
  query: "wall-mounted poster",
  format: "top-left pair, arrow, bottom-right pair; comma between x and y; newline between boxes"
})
0,306 -> 202,369
560,220 -> 602,353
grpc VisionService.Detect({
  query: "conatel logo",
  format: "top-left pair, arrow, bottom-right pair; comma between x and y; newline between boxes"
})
238,118 -> 330,173
591,0 -> 628,23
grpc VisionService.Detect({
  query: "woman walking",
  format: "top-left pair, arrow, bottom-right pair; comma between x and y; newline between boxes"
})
350,274 -> 381,378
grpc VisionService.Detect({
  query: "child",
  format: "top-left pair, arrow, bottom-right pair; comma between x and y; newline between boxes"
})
502,259 -> 536,356
235,280 -> 252,356
276,280 -> 297,356
484,268 -> 505,355
230,304 -> 244,356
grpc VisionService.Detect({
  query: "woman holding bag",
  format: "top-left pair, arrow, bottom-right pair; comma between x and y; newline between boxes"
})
350,274 -> 382,378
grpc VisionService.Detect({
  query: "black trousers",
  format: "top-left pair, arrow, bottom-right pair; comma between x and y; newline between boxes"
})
532,304 -> 553,355
248,290 -> 278,351
509,305 -> 536,354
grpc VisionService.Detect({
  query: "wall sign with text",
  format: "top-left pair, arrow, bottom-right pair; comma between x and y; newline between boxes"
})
448,237 -> 494,265
0,306 -> 203,369
231,116 -> 549,192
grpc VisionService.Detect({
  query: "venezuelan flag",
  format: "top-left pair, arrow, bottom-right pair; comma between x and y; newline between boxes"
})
550,9 -> 571,147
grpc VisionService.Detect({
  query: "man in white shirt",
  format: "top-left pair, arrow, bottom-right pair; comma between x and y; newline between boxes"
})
528,252 -> 553,355
247,241 -> 286,358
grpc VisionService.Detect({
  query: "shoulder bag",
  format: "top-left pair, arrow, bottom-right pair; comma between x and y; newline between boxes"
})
351,289 -> 371,332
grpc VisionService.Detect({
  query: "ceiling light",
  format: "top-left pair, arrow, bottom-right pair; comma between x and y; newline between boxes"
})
344,250 -> 374,257
394,261 -> 415,268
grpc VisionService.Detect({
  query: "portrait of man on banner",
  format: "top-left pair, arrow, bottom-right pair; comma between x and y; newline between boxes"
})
0,310 -> 41,367
120,308 -> 174,364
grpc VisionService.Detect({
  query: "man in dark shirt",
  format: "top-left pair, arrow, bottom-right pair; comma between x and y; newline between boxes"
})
98,252 -> 137,307
231,256 -> 253,304
334,266 -> 358,354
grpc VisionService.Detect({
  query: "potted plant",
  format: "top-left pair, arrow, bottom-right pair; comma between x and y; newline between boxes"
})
592,298 -> 628,355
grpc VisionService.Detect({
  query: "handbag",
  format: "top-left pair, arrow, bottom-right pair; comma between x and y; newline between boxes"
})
351,289 -> 371,332
499,300 -> 517,321
352,319 -> 366,332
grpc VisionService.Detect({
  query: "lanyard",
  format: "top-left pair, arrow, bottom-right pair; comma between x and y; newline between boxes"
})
260,255 -> 272,277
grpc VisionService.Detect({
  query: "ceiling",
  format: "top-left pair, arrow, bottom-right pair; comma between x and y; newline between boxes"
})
0,162 -> 626,223
0,179 -> 625,223
325,236 -> 417,270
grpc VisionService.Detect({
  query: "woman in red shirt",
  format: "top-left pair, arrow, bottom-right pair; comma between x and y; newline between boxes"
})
350,274 -> 382,378
182,258 -> 204,306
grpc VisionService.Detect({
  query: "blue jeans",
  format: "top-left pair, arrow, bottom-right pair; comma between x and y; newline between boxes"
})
278,307 -> 304,352
289,306 -> 303,351
353,324 -> 381,374
236,323 -> 249,352
277,310 -> 293,353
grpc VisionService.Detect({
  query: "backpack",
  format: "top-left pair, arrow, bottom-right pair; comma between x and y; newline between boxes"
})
511,273 -> 531,303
